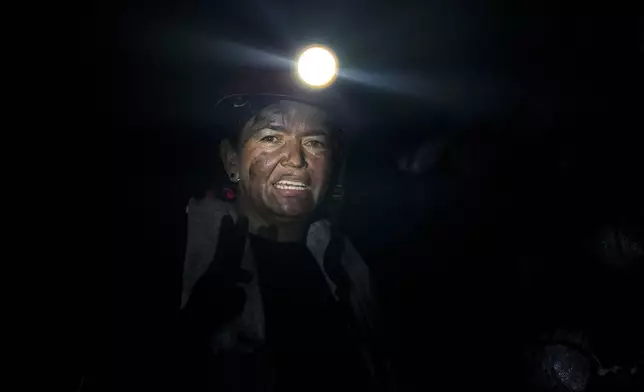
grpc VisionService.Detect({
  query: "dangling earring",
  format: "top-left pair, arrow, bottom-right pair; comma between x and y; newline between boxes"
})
229,172 -> 240,183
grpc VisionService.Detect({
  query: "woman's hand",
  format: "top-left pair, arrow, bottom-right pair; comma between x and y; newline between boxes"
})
182,215 -> 251,335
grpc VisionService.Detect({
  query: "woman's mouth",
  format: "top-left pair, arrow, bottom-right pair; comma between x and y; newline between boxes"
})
273,180 -> 310,191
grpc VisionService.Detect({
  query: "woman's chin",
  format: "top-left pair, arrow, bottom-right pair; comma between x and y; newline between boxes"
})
264,194 -> 315,219
269,203 -> 315,220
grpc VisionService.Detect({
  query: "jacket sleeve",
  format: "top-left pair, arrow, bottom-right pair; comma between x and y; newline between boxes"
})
341,239 -> 399,391
342,238 -> 380,332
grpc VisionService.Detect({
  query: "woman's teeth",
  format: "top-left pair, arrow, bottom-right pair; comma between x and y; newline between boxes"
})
274,181 -> 308,190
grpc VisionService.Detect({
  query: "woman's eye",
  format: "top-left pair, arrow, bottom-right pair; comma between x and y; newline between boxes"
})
259,135 -> 280,143
305,140 -> 326,149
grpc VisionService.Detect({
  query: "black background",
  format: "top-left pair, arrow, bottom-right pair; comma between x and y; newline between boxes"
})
104,1 -> 643,391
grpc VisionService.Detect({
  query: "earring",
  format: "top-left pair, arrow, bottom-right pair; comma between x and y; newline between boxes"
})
229,172 -> 240,183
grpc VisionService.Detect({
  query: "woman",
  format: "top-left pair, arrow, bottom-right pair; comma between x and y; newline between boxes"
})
179,96 -> 387,392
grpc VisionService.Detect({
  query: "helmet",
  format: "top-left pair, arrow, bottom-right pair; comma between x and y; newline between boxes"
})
213,44 -> 353,142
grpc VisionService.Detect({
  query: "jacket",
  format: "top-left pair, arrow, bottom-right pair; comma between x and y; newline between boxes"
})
181,196 -> 387,391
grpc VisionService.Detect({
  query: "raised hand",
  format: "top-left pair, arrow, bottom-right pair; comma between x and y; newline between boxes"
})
183,215 -> 251,335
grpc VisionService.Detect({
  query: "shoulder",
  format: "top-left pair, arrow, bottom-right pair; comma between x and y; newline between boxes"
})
307,219 -> 369,269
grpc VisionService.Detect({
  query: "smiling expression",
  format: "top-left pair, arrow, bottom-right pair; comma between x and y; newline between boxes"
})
233,100 -> 336,222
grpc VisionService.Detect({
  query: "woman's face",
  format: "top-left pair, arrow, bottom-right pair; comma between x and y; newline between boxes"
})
229,100 -> 335,222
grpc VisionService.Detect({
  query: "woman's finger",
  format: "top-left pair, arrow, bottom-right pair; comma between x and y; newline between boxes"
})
234,216 -> 249,254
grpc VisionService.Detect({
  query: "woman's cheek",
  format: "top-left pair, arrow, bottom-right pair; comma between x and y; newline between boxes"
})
310,155 -> 333,198
245,149 -> 278,184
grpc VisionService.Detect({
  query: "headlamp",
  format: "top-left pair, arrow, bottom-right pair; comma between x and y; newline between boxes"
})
296,45 -> 338,89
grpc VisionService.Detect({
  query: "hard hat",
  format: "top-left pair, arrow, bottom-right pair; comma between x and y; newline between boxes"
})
213,45 -> 353,141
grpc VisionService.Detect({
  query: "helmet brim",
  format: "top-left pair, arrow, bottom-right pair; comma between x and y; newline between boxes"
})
214,93 -> 350,142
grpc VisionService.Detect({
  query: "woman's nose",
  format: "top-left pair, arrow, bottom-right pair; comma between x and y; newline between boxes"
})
280,140 -> 306,168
